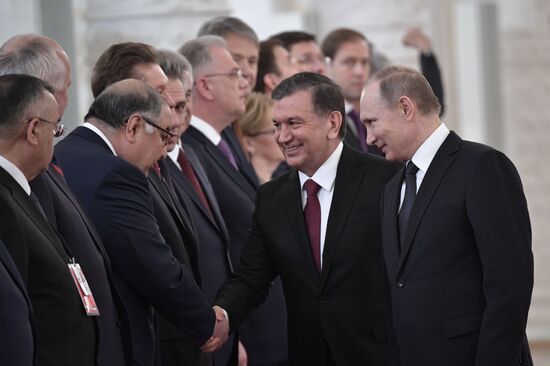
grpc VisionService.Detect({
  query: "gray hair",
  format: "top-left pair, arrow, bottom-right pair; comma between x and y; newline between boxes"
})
85,79 -> 165,133
197,16 -> 259,46
158,49 -> 193,83
0,36 -> 65,91
178,36 -> 227,77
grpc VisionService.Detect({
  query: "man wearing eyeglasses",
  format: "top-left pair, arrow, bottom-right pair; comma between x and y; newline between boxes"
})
0,74 -> 97,366
180,35 -> 289,366
55,43 -> 229,366
0,34 -> 131,366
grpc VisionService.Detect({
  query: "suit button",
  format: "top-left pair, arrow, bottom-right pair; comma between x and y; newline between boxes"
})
397,279 -> 406,288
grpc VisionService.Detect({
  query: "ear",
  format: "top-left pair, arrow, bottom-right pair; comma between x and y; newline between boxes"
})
195,77 -> 215,101
263,73 -> 278,93
25,118 -> 40,146
326,110 -> 343,140
125,114 -> 142,143
398,96 -> 414,120
242,135 -> 255,155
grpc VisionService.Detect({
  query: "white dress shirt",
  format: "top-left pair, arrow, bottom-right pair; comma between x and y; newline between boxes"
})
190,115 -> 221,146
82,122 -> 117,156
167,142 -> 181,170
298,142 -> 344,268
0,154 -> 30,195
399,123 -> 450,209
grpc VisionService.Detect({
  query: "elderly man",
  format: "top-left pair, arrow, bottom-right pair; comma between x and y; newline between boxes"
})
198,16 -> 261,191
0,74 -> 96,365
157,49 -> 237,366
361,66 -> 533,366
0,34 -> 129,366
180,35 -> 288,365
215,72 -> 399,365
55,79 -> 228,366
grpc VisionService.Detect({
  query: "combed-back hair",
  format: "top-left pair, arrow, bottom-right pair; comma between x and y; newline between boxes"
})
198,16 -> 259,45
158,49 -> 192,83
371,65 -> 441,116
0,37 -> 64,91
0,74 -> 54,138
269,31 -> 317,51
91,42 -> 158,97
85,80 -> 165,130
178,36 -> 227,77
272,72 -> 346,138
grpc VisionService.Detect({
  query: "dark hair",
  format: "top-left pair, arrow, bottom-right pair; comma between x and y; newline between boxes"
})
0,74 -> 54,137
321,28 -> 368,60
198,16 -> 259,45
85,80 -> 165,129
254,39 -> 284,92
269,31 -> 317,51
91,42 -> 159,97
272,72 -> 346,138
372,66 -> 441,116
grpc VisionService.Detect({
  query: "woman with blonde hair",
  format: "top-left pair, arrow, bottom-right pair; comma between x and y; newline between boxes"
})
238,92 -> 286,184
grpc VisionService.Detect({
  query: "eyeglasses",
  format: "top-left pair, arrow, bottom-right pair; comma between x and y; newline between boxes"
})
24,116 -> 64,137
139,114 -> 176,144
203,69 -> 243,81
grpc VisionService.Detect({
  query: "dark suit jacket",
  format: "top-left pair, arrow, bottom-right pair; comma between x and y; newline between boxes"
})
0,167 -> 96,366
182,126 -> 288,364
0,238 -> 33,366
381,132 -> 533,366
163,148 -> 236,365
221,125 -> 260,190
216,145 -> 400,365
30,163 -> 129,366
55,126 -> 215,366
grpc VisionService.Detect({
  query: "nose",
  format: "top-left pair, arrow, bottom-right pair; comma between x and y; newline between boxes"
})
365,124 -> 376,145
276,124 -> 291,144
162,91 -> 176,108
238,74 -> 250,90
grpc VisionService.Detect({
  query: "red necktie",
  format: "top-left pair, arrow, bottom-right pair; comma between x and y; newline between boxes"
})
177,149 -> 213,218
303,179 -> 322,272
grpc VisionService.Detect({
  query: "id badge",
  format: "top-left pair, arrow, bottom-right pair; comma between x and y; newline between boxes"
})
68,261 -> 100,316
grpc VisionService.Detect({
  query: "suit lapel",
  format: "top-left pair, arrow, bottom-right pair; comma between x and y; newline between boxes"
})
0,168 -> 68,261
279,171 -> 320,281
320,147 -> 363,288
397,132 -> 461,273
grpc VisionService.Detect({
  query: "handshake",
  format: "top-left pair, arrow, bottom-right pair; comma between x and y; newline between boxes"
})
201,305 -> 229,353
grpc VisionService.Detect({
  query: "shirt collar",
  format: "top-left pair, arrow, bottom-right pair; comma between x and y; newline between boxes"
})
299,141 -> 344,192
167,141 -> 181,165
190,115 -> 221,145
82,122 -> 117,156
0,154 -> 31,195
344,101 -> 354,114
410,123 -> 449,173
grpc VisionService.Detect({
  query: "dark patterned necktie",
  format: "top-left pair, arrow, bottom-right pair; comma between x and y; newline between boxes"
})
398,161 -> 419,251
304,179 -> 322,272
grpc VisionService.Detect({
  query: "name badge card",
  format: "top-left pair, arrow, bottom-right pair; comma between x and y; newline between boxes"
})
68,262 -> 100,316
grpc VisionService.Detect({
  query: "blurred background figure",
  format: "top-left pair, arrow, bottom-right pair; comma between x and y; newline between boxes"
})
238,92 -> 285,183
269,31 -> 325,74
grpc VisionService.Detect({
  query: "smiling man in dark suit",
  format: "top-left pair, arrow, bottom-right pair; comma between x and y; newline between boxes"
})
361,66 -> 533,366
215,72 -> 399,365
